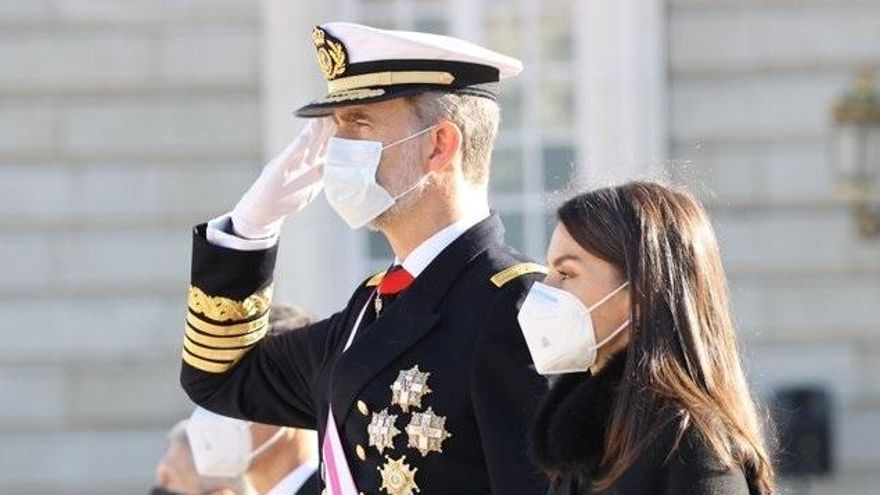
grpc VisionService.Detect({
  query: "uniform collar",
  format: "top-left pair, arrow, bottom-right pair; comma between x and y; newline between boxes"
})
398,212 -> 489,277
264,461 -> 318,495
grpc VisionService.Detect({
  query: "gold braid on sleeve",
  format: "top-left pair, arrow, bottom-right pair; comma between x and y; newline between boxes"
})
183,284 -> 274,373
187,285 -> 273,322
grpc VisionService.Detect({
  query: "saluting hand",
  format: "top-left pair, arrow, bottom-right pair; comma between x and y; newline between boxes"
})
230,117 -> 336,239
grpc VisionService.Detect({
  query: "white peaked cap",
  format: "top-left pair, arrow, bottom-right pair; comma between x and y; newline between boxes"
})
296,21 -> 524,117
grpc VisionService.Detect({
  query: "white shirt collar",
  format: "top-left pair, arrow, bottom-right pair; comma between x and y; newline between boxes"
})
399,212 -> 489,278
264,461 -> 318,495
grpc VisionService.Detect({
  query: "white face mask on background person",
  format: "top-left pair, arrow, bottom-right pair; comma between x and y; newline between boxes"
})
322,125 -> 438,229
186,408 -> 287,478
517,281 -> 631,375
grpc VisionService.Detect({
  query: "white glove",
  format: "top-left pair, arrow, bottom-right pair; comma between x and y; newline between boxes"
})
230,117 -> 336,239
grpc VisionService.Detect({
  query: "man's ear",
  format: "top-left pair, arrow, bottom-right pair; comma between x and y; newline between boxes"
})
426,120 -> 462,173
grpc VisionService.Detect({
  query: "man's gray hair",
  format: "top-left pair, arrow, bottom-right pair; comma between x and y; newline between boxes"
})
407,92 -> 500,185
268,303 -> 315,335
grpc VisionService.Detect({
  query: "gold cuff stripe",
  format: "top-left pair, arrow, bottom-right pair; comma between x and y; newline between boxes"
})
327,71 -> 455,93
184,337 -> 251,362
187,284 -> 273,323
185,325 -> 268,349
182,348 -> 236,374
186,312 -> 268,337
490,263 -> 549,288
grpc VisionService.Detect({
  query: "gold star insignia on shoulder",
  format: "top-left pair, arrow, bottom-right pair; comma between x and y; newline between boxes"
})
368,408 -> 401,454
378,455 -> 420,495
390,365 -> 432,413
405,407 -> 452,457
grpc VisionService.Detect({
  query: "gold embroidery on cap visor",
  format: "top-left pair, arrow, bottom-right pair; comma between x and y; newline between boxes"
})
313,88 -> 386,105
312,27 -> 347,80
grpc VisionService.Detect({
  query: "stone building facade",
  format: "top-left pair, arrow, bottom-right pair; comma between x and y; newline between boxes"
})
1,1 -> 878,493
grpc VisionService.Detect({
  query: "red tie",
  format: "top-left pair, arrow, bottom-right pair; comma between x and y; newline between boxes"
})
375,265 -> 414,316
378,265 -> 415,296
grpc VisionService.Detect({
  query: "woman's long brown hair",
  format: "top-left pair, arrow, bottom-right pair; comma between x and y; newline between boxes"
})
557,181 -> 775,493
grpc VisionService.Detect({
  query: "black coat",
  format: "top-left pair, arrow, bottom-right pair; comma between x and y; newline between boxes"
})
529,355 -> 759,495
180,214 -> 549,494
295,471 -> 320,495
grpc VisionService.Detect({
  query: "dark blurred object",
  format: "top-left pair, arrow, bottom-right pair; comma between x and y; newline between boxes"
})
832,69 -> 880,238
771,386 -> 833,477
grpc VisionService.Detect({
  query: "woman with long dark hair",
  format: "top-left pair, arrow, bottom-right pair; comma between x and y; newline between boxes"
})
519,181 -> 775,494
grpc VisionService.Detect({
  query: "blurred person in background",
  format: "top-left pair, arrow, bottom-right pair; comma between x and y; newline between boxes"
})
185,407 -> 318,495
520,182 -> 776,495
151,418 -> 253,495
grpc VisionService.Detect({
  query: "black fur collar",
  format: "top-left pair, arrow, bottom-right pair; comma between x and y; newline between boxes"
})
529,352 -> 628,479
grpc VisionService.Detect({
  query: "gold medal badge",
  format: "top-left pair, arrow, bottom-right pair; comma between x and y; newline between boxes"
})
378,455 -> 420,495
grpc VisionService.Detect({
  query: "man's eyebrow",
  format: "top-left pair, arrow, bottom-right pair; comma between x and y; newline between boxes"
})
338,109 -> 372,123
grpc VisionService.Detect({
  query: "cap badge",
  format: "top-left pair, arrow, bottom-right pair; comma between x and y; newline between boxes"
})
312,26 -> 348,80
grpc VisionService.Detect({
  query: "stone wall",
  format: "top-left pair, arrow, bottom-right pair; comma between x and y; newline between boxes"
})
0,1 -> 263,493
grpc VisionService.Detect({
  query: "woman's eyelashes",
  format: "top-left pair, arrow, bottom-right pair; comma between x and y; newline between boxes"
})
547,268 -> 574,283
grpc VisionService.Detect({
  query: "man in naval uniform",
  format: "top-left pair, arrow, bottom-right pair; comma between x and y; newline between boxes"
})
180,22 -> 549,495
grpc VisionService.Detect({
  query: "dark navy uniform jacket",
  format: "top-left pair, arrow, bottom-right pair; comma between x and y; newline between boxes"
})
180,213 -> 549,495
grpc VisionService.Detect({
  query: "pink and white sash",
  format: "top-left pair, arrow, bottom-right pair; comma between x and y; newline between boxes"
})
321,408 -> 359,495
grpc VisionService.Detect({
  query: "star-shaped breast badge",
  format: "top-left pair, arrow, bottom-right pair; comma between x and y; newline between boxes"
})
405,406 -> 452,457
368,408 -> 401,454
390,365 -> 432,413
